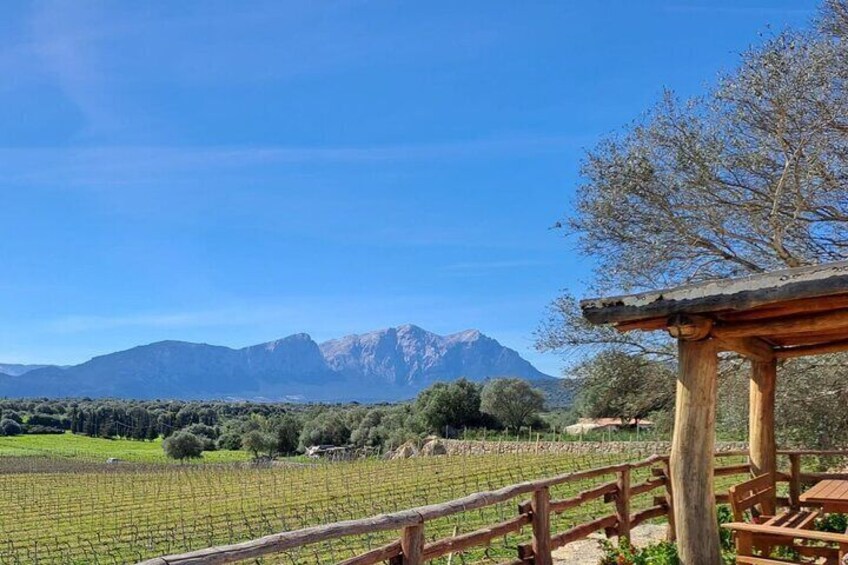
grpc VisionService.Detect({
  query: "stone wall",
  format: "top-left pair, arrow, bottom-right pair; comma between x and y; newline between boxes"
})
441,439 -> 748,456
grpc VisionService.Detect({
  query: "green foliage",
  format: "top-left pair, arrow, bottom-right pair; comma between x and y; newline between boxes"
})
600,538 -> 679,565
216,431 -> 242,451
480,378 -> 545,429
572,350 -> 675,425
270,413 -> 302,455
241,430 -> 276,459
716,505 -> 734,553
415,378 -> 482,433
298,410 -> 351,449
162,431 -> 204,461
0,418 -> 22,436
816,512 -> 848,533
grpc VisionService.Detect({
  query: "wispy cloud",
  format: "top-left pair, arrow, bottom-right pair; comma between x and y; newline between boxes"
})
440,259 -> 552,276
0,135 -> 583,190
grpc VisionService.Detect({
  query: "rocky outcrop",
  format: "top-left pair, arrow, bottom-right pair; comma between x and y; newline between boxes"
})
420,438 -> 447,456
391,441 -> 419,459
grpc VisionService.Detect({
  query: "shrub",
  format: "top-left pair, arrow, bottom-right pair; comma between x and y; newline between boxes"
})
241,430 -> 275,459
162,431 -> 204,461
270,413 -> 301,455
27,413 -> 70,430
217,431 -> 242,451
415,379 -> 482,433
817,513 -> 848,533
480,378 -> 545,429
185,423 -> 218,451
0,418 -> 22,436
25,425 -> 65,435
600,538 -> 679,565
298,410 -> 351,449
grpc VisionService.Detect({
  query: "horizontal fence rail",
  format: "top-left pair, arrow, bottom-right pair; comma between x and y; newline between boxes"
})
137,450 -> 848,565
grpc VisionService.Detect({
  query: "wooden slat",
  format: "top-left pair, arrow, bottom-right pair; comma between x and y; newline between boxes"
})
712,308 -> 848,340
422,515 -> 530,560
630,477 -> 666,497
548,515 -> 619,551
723,522 -> 848,543
630,505 -> 668,528
718,294 -> 848,322
715,336 -> 774,362
548,481 -> 618,514
338,541 -> 402,565
714,464 -> 751,477
776,338 -> 848,358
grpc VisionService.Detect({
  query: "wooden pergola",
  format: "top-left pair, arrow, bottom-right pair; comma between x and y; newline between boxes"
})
580,260 -> 848,565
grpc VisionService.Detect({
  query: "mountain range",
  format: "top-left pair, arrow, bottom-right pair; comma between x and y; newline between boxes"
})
0,324 -> 555,402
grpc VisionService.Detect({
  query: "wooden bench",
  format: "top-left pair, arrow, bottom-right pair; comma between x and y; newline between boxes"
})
723,523 -> 848,564
729,474 -> 820,556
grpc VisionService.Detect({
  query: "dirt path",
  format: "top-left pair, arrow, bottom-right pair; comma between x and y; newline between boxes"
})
552,524 -> 668,565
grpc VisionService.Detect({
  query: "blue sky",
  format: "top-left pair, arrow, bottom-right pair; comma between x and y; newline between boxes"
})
0,1 -> 816,375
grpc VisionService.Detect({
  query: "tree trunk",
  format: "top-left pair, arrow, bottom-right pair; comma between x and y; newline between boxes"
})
670,338 -> 721,565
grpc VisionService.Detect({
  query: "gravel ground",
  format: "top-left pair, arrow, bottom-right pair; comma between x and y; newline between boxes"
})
552,524 -> 669,565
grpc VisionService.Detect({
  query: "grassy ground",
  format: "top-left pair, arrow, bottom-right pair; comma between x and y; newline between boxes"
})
0,432 -> 250,463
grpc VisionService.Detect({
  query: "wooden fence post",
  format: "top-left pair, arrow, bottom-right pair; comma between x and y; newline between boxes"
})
662,459 -> 677,542
531,487 -> 553,565
400,524 -> 424,565
789,453 -> 801,511
615,467 -> 632,540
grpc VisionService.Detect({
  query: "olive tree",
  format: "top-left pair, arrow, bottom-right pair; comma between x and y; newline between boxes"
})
162,431 -> 204,461
480,379 -> 545,429
536,1 -> 848,448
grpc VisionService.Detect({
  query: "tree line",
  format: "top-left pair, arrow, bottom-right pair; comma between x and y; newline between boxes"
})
0,377 -> 547,460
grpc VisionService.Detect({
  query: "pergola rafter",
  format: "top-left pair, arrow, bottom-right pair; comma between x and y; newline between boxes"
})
580,260 -> 848,565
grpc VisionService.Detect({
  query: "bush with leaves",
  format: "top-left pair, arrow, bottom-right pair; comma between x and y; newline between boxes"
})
162,431 -> 204,461
241,430 -> 276,459
269,413 -> 302,455
298,409 -> 351,449
0,418 -> 22,436
415,378 -> 482,434
480,378 -> 545,429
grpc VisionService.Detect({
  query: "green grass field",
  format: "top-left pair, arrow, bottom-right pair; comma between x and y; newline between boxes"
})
0,432 -> 250,463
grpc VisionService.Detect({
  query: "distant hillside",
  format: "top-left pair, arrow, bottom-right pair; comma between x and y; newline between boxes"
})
0,325 -> 554,402
0,363 -> 54,377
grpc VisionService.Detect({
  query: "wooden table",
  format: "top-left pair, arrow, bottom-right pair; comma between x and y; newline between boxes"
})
800,479 -> 848,513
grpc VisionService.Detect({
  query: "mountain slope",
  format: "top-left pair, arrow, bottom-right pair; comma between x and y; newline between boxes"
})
0,363 -> 54,376
2,325 -> 553,401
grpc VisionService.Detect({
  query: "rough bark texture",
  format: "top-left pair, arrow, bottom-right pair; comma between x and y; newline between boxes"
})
670,339 -> 721,565
749,359 -> 777,515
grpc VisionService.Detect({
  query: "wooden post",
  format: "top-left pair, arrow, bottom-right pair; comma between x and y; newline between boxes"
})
615,467 -> 632,540
662,459 -> 677,542
670,338 -> 721,565
530,487 -> 553,565
789,453 -> 802,511
400,524 -> 424,565
749,358 -> 777,515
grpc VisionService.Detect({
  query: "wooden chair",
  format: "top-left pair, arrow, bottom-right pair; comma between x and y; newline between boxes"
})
728,474 -> 820,557
723,522 -> 848,564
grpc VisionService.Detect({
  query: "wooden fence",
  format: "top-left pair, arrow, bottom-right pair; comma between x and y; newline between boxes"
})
137,450 -> 848,565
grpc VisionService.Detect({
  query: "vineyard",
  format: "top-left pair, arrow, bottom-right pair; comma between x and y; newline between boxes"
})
0,447 -> 703,565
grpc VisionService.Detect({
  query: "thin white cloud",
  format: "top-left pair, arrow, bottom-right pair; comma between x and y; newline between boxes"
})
440,259 -> 552,276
